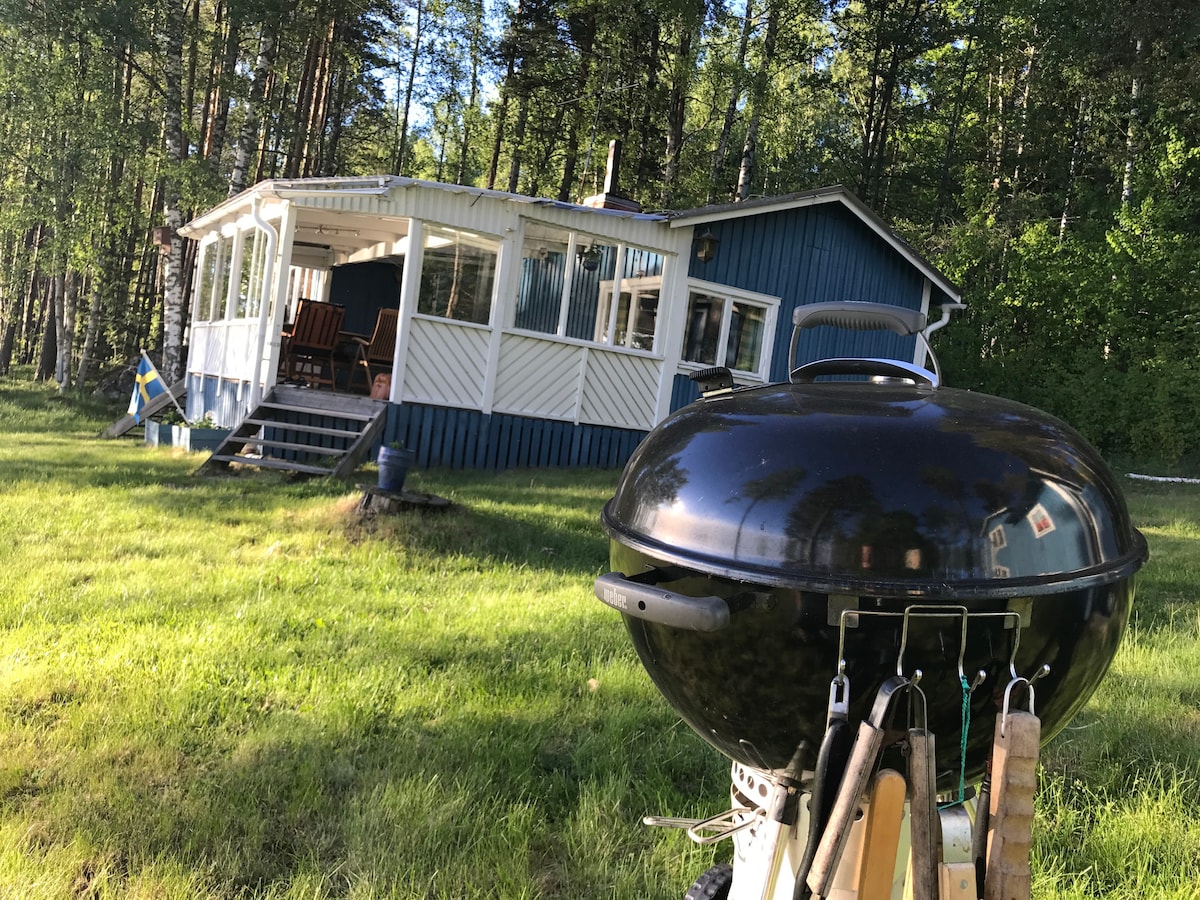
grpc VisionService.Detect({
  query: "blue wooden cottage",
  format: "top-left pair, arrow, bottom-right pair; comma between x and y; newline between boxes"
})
177,173 -> 961,475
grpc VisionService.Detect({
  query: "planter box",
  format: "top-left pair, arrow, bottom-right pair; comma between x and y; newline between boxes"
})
174,425 -> 231,453
145,421 -> 231,453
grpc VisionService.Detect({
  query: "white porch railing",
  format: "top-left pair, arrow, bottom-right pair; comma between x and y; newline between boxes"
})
188,320 -> 262,382
401,318 -> 661,431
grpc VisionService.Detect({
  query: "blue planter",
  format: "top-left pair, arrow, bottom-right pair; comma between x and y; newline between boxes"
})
177,426 -> 231,453
145,421 -> 230,453
377,445 -> 415,493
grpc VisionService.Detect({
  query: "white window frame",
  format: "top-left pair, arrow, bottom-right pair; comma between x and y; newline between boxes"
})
595,275 -> 662,352
680,280 -> 780,382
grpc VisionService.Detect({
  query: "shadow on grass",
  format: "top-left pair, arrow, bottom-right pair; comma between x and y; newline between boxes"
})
11,618 -> 724,898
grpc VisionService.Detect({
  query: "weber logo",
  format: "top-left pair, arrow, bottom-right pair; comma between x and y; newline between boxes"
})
601,586 -> 629,610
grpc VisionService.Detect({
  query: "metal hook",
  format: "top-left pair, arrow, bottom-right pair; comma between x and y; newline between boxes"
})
906,671 -> 929,733
1006,618 -> 1025,681
1000,665 -> 1050,736
953,606 -> 987,693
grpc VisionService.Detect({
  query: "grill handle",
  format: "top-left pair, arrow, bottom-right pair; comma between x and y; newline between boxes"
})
791,301 -> 927,336
788,300 -> 942,386
594,572 -> 730,632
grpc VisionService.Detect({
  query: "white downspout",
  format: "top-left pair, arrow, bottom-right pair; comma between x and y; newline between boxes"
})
924,301 -> 966,339
248,196 -> 278,409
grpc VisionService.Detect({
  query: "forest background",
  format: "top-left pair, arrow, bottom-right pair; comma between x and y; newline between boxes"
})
1,0 -> 1198,465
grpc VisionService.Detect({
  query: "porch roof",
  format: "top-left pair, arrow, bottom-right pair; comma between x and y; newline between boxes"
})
179,175 -> 669,238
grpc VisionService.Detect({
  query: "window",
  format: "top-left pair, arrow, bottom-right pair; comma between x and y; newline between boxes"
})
193,234 -> 232,322
418,225 -> 499,325
238,229 -> 270,318
683,285 -> 778,378
514,219 -> 666,351
596,277 -> 661,351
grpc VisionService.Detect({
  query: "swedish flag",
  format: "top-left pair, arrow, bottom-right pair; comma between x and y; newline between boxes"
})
127,353 -> 167,423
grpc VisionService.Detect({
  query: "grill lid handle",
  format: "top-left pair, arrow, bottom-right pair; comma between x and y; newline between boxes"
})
594,572 -> 730,632
788,301 -> 943,386
791,301 -> 927,336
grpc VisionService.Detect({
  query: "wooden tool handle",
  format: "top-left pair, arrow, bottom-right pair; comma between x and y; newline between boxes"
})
807,720 -> 886,895
856,769 -> 906,900
985,711 -> 1041,900
906,728 -> 939,900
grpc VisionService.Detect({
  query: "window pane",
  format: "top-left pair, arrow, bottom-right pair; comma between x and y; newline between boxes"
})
195,243 -> 216,322
683,292 -> 725,365
613,283 -> 659,350
211,234 -> 232,320
238,232 -> 255,318
515,233 -> 567,333
418,225 -> 498,325
727,302 -> 766,372
566,240 -> 616,340
238,230 -> 268,318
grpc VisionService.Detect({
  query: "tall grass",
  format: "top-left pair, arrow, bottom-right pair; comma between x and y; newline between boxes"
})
1,376 -> 1198,898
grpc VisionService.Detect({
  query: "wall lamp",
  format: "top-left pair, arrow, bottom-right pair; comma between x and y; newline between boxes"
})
695,229 -> 719,263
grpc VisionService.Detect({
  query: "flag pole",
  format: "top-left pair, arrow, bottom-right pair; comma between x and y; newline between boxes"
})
141,349 -> 188,421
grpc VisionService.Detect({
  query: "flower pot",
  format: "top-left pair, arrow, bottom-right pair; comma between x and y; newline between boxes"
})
377,445 -> 415,493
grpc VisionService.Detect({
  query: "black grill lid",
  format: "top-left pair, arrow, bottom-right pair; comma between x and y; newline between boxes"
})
602,380 -> 1147,599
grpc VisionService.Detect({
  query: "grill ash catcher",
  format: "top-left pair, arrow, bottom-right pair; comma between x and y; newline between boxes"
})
592,302 -> 1148,900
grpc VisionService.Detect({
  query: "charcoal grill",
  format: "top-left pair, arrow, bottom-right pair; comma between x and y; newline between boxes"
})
593,302 -> 1147,900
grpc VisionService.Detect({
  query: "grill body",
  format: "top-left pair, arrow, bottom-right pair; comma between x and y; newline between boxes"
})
600,379 -> 1147,787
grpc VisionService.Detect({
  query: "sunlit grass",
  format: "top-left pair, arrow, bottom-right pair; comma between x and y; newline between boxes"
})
1,376 -> 1199,897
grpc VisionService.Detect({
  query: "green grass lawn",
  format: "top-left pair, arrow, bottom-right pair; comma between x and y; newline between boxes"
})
1,376 -> 1198,899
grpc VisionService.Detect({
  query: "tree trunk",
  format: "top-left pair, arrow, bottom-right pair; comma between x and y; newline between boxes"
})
737,2 -> 778,202
663,25 -> 693,208
1121,38 -> 1143,209
556,13 -> 596,202
507,92 -> 529,194
709,0 -> 755,205
932,4 -> 979,230
486,6 -> 520,191
229,26 -> 277,197
457,1 -> 485,186
160,0 -> 187,384
395,0 -> 426,176
1059,95 -> 1089,241
36,281 -> 56,382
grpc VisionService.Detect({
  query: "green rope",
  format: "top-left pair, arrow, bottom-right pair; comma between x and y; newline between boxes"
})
939,675 -> 971,809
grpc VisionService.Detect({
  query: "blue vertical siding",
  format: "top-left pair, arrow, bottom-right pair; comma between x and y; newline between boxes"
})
383,402 -> 645,471
187,373 -> 252,427
687,202 -> 928,384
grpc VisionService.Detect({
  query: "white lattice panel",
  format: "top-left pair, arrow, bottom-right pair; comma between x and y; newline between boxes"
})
579,351 -> 660,430
492,335 -> 584,420
403,317 -> 488,408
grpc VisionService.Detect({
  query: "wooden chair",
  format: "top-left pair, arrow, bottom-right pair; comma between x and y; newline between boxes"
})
281,299 -> 346,388
348,307 -> 399,393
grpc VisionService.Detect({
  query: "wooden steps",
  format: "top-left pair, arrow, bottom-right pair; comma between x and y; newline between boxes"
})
198,385 -> 387,478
